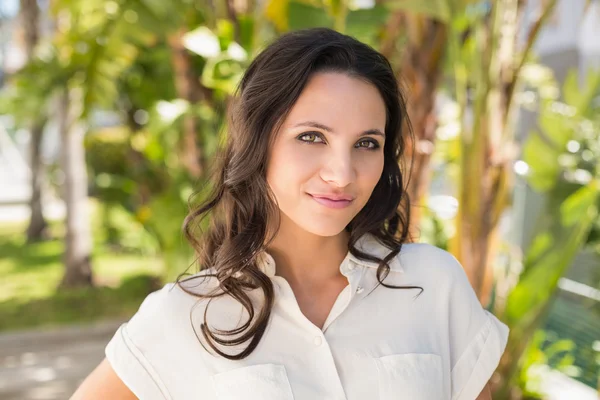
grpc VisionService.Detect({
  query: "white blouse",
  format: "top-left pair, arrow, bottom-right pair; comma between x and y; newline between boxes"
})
105,234 -> 509,400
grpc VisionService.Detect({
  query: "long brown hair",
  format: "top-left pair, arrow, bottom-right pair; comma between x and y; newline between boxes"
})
179,27 -> 416,360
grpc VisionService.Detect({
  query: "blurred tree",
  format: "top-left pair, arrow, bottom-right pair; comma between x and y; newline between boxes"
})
378,1 -> 468,241
58,87 -> 94,287
516,330 -> 579,398
447,0 -> 557,306
386,10 -> 447,241
46,0 -> 208,284
169,28 -> 205,178
494,66 -> 600,398
45,0 -> 249,279
19,0 -> 49,242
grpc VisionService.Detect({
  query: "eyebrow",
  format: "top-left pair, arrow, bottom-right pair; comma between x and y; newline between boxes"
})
292,121 -> 385,137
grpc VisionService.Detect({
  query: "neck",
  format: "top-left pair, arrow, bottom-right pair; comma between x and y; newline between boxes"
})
266,217 -> 350,287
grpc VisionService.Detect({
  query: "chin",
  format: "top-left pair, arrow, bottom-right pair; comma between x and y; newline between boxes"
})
297,218 -> 351,237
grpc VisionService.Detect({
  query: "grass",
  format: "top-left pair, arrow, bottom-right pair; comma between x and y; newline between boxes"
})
0,199 -> 165,332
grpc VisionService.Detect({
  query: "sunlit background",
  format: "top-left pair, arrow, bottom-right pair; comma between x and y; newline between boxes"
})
0,0 -> 599,399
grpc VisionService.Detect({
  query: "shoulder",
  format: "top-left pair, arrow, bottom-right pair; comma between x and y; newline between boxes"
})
397,242 -> 465,281
139,269 -> 220,311
104,269 -> 226,398
121,267 -> 263,345
118,269 -> 225,342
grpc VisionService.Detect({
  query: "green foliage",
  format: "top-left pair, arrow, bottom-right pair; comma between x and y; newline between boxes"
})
561,183 -> 599,227
505,181 -> 599,327
85,126 -> 169,206
518,330 -> 580,398
500,66 -> 600,394
387,0 -> 451,21
418,204 -> 452,250
345,6 -> 388,46
387,0 -> 482,22
0,49 -> 69,124
542,295 -> 600,388
288,1 -> 334,30
119,41 -> 178,111
201,52 -> 247,93
0,201 -> 162,331
84,122 -> 198,279
53,0 -> 156,115
0,273 -> 159,332
522,67 -> 600,192
265,0 -> 388,45
144,185 -> 193,250
85,126 -> 130,176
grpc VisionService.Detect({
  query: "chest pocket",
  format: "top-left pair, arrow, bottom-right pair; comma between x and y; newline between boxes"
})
211,363 -> 294,400
375,353 -> 444,400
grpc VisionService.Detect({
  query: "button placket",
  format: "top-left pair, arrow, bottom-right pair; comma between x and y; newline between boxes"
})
321,261 -> 364,333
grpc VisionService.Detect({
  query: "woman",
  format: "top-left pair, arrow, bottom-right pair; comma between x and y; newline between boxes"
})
72,27 -> 508,400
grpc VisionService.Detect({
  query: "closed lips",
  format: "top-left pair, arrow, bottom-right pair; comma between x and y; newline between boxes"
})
309,194 -> 354,201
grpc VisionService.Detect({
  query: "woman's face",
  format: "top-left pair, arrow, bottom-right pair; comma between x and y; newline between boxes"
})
266,72 -> 386,237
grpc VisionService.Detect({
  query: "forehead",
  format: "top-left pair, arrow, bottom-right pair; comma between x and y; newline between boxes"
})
281,72 -> 387,132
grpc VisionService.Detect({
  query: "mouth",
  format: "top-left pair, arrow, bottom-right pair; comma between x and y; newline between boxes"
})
308,193 -> 355,209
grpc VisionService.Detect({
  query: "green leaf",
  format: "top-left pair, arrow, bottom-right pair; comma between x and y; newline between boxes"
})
216,19 -> 235,49
265,0 -> 289,31
61,0 -> 158,115
560,181 -> 600,227
201,54 -> 245,94
288,1 -> 333,30
539,103 -> 574,148
524,232 -> 552,267
544,339 -> 576,359
523,131 -> 561,191
386,0 -> 451,22
1,51 -> 69,124
506,181 -> 599,325
346,6 -> 388,45
237,14 -> 255,52
562,68 -> 580,109
576,69 -> 600,118
558,67 -> 600,118
324,0 -> 343,17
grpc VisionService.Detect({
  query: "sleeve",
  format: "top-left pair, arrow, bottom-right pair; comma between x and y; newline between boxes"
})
445,256 -> 510,400
105,284 -> 174,400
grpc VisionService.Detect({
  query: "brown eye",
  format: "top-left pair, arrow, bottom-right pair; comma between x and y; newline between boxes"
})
297,132 -> 325,143
356,139 -> 380,150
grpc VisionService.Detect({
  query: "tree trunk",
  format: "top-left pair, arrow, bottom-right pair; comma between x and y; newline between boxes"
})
386,13 -> 447,241
20,0 -> 49,241
450,0 -> 550,307
58,89 -> 93,288
19,0 -> 39,60
450,0 -> 510,307
168,30 -> 204,179
26,118 -> 49,241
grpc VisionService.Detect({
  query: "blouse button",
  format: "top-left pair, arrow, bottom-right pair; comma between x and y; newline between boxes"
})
313,336 -> 323,346
356,286 -> 364,294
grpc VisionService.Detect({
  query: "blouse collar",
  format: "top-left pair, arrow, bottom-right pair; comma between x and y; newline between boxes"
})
256,233 -> 404,278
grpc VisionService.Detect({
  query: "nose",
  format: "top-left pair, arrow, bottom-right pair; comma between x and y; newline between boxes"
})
319,150 -> 356,187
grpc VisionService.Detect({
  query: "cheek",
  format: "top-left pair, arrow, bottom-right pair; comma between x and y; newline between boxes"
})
357,154 -> 385,193
266,142 -> 319,193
